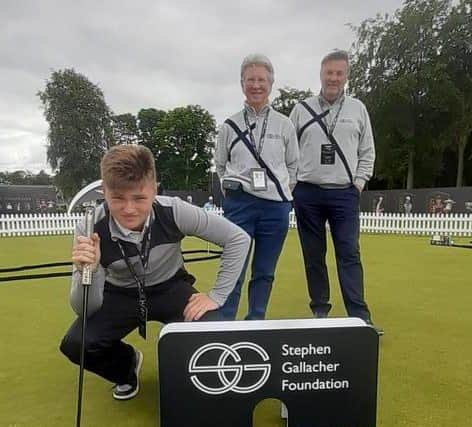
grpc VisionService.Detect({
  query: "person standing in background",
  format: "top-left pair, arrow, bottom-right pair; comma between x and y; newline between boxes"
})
203,196 -> 215,211
215,53 -> 298,320
290,50 -> 382,335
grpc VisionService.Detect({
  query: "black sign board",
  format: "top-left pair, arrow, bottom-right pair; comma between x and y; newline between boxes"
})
158,318 -> 379,427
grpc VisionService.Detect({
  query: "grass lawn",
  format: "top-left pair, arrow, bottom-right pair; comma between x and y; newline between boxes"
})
0,231 -> 470,427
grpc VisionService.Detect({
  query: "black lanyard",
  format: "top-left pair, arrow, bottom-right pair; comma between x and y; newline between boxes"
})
299,100 -> 354,184
117,227 -> 151,296
320,97 -> 345,136
116,227 -> 151,339
243,108 -> 269,161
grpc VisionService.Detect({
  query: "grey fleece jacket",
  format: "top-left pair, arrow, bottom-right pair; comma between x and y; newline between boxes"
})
69,196 -> 250,316
215,103 -> 299,201
289,94 -> 375,190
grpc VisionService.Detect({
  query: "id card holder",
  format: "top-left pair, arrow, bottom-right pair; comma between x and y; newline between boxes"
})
321,144 -> 335,165
250,168 -> 268,191
138,298 -> 148,339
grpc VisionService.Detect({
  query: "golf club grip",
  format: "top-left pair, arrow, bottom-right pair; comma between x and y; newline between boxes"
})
81,206 -> 95,286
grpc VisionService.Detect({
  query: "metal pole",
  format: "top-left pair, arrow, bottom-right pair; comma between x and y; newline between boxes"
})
76,285 -> 90,427
75,206 -> 95,427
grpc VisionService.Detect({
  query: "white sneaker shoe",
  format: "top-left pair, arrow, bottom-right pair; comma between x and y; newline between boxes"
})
112,349 -> 143,400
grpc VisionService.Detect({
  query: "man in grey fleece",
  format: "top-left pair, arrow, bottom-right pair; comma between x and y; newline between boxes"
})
60,145 -> 250,400
290,50 -> 382,334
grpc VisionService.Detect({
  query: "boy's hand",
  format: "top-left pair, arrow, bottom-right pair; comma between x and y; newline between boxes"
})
72,233 -> 101,272
183,293 -> 219,321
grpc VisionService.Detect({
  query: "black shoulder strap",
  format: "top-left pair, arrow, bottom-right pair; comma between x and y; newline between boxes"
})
299,101 -> 353,184
297,104 -> 329,140
228,122 -> 256,161
224,118 -> 288,202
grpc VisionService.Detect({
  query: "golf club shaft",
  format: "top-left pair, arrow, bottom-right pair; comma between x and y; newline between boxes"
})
76,285 -> 89,427
76,206 -> 95,427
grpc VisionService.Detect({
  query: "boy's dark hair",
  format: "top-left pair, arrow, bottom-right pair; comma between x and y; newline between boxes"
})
101,145 -> 156,189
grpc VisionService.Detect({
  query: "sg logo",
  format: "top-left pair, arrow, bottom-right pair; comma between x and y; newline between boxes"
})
188,342 -> 271,395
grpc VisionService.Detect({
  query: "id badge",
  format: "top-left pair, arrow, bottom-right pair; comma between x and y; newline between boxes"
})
138,299 -> 148,339
320,144 -> 335,165
250,168 -> 267,191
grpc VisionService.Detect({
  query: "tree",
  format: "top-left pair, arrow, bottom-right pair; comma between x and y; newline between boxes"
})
153,105 -> 216,190
0,172 -> 8,184
439,0 -> 472,186
349,0 -> 453,189
7,170 -> 29,185
272,87 -> 314,117
33,170 -> 54,185
111,113 -> 139,146
38,68 -> 112,199
137,108 -> 167,162
0,170 -> 53,185
137,108 -> 167,184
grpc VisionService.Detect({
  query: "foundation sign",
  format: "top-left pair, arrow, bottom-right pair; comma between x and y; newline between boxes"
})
158,318 -> 379,427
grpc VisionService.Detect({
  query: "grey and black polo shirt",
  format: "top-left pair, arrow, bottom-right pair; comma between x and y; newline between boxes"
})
69,195 -> 250,316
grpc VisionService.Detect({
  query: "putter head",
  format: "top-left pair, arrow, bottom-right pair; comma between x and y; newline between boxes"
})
67,179 -> 104,214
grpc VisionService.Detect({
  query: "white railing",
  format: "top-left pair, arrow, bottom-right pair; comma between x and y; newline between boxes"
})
1,211 -> 471,237
0,213 -> 83,237
359,212 -> 472,236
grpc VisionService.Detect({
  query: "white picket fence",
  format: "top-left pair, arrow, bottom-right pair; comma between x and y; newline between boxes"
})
359,212 -> 472,236
0,213 -> 84,237
1,211 -> 471,237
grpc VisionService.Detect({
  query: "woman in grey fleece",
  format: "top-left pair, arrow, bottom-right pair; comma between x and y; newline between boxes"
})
214,53 -> 299,321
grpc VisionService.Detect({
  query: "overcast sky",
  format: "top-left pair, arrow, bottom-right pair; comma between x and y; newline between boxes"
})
0,0 -> 404,173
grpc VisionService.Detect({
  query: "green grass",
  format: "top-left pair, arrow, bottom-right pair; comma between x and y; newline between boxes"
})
0,232 -> 470,427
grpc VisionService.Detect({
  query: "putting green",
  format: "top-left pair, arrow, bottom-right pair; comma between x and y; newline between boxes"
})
0,232 -> 470,426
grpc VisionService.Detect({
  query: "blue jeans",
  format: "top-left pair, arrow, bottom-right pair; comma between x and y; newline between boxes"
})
220,190 -> 291,320
293,182 -> 371,321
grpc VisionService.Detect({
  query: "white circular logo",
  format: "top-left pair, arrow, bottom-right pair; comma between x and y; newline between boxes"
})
188,342 -> 271,395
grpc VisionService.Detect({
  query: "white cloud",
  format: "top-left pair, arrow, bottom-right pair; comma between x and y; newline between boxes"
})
0,0 -> 404,172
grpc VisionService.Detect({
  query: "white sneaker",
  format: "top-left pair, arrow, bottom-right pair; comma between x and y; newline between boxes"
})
112,349 -> 143,400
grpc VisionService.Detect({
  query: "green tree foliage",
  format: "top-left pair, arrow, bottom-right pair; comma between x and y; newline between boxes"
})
438,0 -> 472,186
349,0 -> 457,189
0,170 -> 53,185
111,113 -> 139,146
5,170 -> 28,185
38,68 -> 112,199
153,105 -> 216,190
137,108 -> 167,162
272,87 -> 314,117
34,170 -> 53,185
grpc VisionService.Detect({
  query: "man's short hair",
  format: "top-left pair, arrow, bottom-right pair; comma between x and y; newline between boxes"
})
321,50 -> 350,70
101,144 -> 156,190
240,53 -> 274,84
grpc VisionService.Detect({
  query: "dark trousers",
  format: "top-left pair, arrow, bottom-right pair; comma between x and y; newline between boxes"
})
60,278 -> 221,384
293,182 -> 371,321
220,189 -> 291,320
